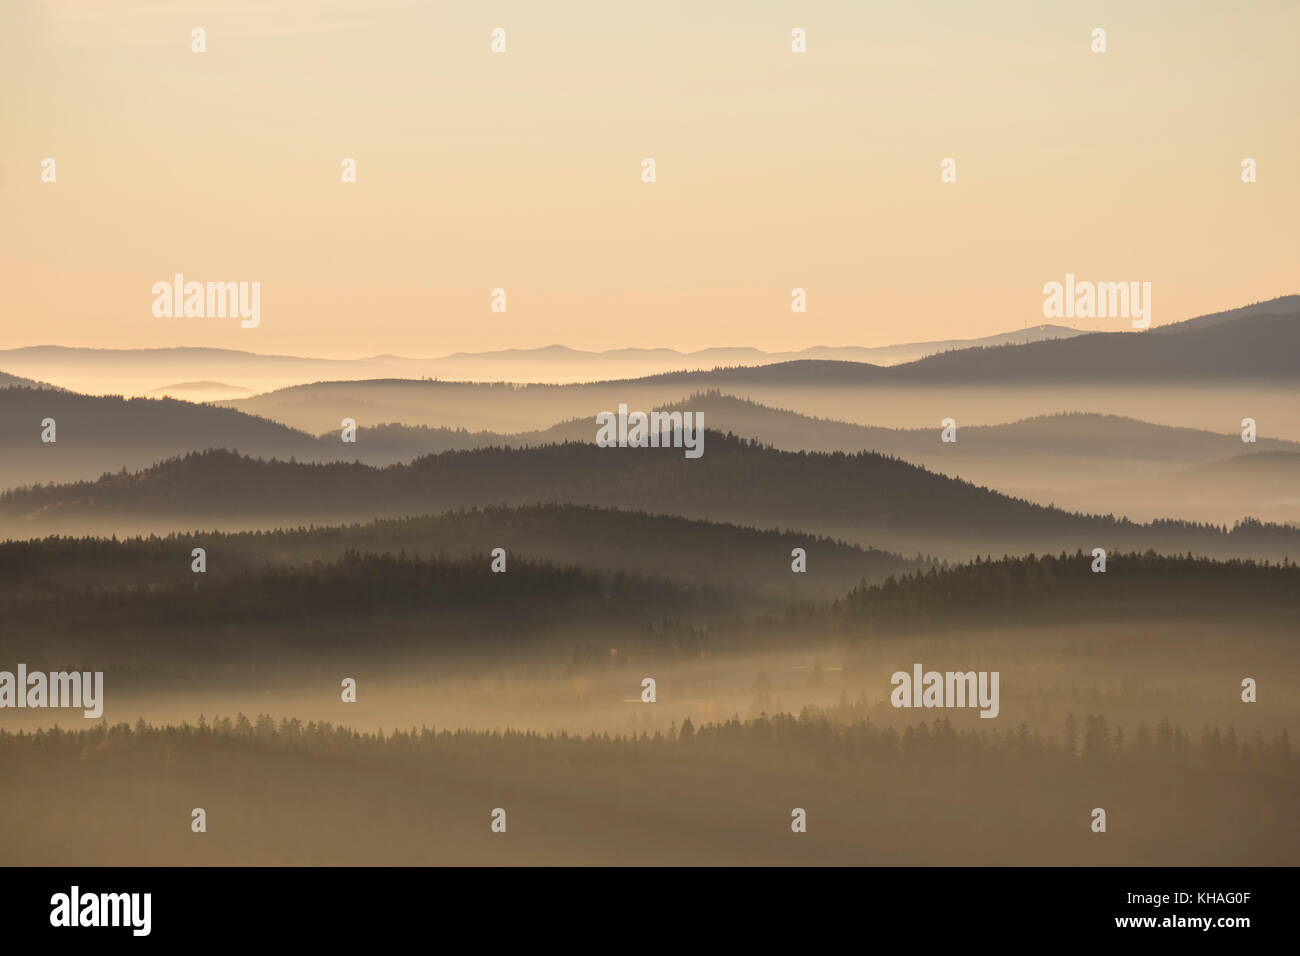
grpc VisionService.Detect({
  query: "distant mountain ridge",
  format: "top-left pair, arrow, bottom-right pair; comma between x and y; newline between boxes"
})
1147,295 -> 1300,334
0,326 -> 1087,396
3,295 -> 1292,399
0,323 -> 1085,394
635,308 -> 1300,386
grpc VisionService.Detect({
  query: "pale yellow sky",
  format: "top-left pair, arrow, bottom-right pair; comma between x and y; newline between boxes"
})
1,0 -> 1296,357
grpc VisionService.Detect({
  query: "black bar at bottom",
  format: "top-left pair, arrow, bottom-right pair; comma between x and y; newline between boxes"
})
0,866 -> 1286,942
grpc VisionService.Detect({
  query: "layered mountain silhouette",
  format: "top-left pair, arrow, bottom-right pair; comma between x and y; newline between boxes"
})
3,385 -> 1295,528
8,296 -> 1292,402
6,545 -> 1294,668
0,387 -> 325,487
534,393 -> 1297,465
218,371 -> 1299,439
2,436 -> 1295,560
0,504 -> 921,606
638,299 -> 1300,385
0,323 -> 1086,395
202,296 -> 1299,437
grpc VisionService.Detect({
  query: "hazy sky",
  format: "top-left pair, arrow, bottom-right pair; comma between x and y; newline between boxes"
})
2,0 -> 1296,357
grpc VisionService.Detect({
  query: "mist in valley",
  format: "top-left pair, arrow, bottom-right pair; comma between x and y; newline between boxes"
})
3,617 -> 1294,865
2,298 -> 1298,867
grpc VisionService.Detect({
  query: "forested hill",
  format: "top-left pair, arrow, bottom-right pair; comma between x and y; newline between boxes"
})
5,547 -> 1295,665
0,504 -> 922,604
0,549 -> 726,650
832,550 -> 1300,633
3,436 -> 1298,560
